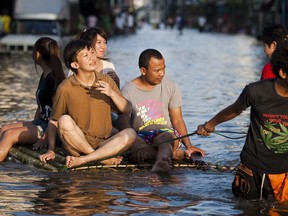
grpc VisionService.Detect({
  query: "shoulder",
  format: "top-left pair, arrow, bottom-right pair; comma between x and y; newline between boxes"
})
261,63 -> 275,80
162,77 -> 177,86
121,81 -> 134,91
57,76 -> 74,91
102,59 -> 115,67
243,79 -> 275,95
102,59 -> 116,71
162,77 -> 180,93
97,72 -> 114,82
262,63 -> 272,71
248,79 -> 275,88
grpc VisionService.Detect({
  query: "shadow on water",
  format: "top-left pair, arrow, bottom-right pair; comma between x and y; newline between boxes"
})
0,24 -> 288,215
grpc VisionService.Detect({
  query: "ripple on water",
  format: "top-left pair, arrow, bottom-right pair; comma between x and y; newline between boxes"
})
0,24 -> 287,215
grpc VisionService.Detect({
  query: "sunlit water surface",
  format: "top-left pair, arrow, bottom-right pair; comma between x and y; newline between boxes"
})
0,24 -> 287,215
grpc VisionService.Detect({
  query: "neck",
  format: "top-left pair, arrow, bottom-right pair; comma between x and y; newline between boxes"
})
95,58 -> 103,72
74,72 -> 95,88
136,75 -> 156,89
40,64 -> 51,76
276,79 -> 288,97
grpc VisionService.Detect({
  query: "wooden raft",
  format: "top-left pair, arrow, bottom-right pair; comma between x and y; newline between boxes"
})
8,145 -> 234,172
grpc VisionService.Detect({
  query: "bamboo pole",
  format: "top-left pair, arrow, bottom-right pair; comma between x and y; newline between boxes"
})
8,145 -> 235,172
16,146 -> 65,169
9,147 -> 59,172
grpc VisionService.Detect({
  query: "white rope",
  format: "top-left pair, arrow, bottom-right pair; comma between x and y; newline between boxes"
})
260,173 -> 266,200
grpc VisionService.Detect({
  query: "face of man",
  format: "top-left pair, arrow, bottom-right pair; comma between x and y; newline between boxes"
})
72,47 -> 97,72
141,57 -> 166,86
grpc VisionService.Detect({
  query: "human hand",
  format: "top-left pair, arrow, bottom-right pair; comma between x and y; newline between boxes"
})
96,81 -> 113,96
33,138 -> 48,150
197,122 -> 215,136
185,145 -> 205,158
39,150 -> 55,163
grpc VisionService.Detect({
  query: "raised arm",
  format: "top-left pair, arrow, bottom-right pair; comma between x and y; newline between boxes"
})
197,97 -> 244,136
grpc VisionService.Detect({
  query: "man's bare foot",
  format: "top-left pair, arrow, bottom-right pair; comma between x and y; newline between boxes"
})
100,156 -> 123,165
66,156 -> 85,168
151,157 -> 172,173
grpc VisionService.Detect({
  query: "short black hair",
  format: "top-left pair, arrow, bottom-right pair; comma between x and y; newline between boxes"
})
138,49 -> 163,69
262,24 -> 288,46
63,39 -> 91,72
271,40 -> 288,77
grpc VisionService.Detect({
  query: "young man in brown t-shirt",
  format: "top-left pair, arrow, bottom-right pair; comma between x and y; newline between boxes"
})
39,39 -> 136,168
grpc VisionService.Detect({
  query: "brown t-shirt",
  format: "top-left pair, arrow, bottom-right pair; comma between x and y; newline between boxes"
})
51,72 -> 121,148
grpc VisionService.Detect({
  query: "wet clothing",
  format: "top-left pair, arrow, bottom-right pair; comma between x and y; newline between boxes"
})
51,72 -> 121,148
121,77 -> 183,132
234,78 -> 288,200
137,128 -> 182,146
232,164 -> 273,199
232,164 -> 288,202
268,173 -> 288,202
260,63 -> 276,80
238,79 -> 288,173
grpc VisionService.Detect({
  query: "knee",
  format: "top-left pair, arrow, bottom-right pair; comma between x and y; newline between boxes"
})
0,124 -> 9,135
58,115 -> 74,131
123,128 -> 137,144
158,132 -> 174,142
1,129 -> 15,142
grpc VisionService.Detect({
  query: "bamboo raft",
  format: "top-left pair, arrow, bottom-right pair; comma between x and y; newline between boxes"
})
8,145 -> 235,172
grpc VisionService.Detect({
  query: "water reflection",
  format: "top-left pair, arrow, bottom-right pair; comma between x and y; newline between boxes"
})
0,55 -> 37,123
28,170 -> 239,215
1,24 -> 288,215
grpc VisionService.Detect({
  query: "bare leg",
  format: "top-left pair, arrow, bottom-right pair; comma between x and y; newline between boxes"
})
151,132 -> 174,172
0,121 -> 33,137
58,115 -> 94,157
0,125 -> 39,161
127,136 -> 157,163
65,128 -> 136,168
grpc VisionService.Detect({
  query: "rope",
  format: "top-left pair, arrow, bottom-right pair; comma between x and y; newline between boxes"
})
213,130 -> 247,139
121,131 -> 198,157
64,130 -> 247,170
122,130 -> 246,157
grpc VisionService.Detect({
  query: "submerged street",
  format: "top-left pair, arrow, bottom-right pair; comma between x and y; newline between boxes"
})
0,24 -> 287,215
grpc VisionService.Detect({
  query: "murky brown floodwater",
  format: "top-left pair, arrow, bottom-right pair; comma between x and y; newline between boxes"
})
0,24 -> 288,215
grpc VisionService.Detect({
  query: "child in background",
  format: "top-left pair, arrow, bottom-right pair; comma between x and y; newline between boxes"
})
260,24 -> 288,80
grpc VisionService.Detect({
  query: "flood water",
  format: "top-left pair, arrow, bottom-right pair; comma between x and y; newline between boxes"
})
1,24 -> 288,215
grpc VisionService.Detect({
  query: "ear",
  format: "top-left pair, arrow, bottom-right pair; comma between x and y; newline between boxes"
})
71,62 -> 79,70
279,69 -> 287,79
34,51 -> 41,61
271,41 -> 277,51
140,67 -> 146,76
